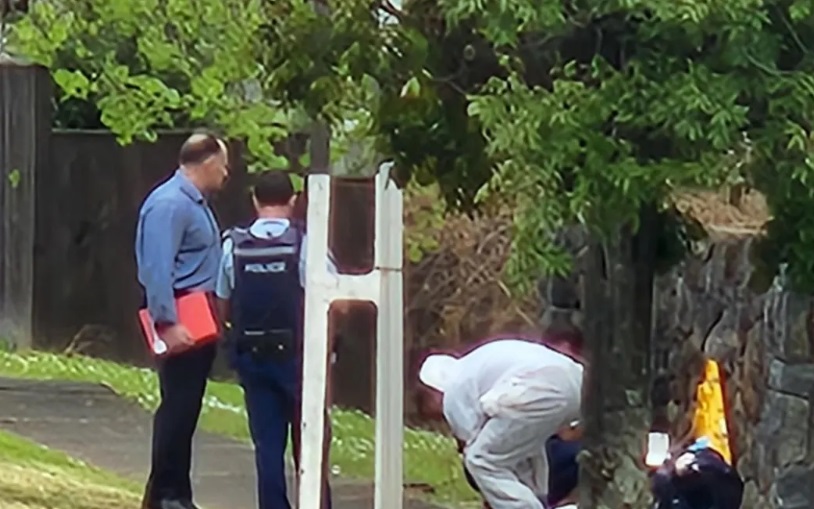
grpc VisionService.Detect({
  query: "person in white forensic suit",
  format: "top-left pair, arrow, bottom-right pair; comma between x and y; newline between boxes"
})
417,337 -> 585,509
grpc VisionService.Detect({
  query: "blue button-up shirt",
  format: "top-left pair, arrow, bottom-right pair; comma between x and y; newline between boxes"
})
135,169 -> 222,324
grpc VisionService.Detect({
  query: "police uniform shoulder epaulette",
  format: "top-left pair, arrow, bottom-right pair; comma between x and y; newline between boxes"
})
222,226 -> 250,242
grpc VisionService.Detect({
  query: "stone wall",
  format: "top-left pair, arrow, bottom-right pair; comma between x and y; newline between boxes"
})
540,231 -> 814,508
654,234 -> 814,509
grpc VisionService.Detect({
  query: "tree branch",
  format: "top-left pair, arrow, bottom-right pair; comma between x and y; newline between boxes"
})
379,0 -> 405,22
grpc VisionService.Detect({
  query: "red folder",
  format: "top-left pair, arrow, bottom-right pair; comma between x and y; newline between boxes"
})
138,292 -> 220,356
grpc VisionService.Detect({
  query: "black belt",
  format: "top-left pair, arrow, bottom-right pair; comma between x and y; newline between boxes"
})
235,329 -> 298,360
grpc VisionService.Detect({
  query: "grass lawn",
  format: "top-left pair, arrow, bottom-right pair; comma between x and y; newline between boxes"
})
0,430 -> 141,509
0,350 -> 474,504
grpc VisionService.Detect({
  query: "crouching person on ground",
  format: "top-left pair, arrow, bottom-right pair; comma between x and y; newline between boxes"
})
650,438 -> 744,509
415,333 -> 586,509
462,433 -> 582,509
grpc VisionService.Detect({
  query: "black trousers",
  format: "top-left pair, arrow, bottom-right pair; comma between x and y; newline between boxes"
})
143,342 -> 217,505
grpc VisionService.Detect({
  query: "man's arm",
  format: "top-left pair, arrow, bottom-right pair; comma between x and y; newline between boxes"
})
214,237 -> 234,323
137,199 -> 185,324
298,234 -> 338,286
443,380 -> 486,446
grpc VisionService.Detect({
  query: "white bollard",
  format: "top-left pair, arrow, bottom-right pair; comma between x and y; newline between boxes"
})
298,163 -> 404,509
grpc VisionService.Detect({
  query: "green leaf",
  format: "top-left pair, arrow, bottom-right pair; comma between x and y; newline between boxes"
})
400,77 -> 421,99
790,0 -> 811,21
299,151 -> 312,169
16,0 -> 814,298
7,169 -> 21,189
268,154 -> 290,171
406,242 -> 424,263
53,70 -> 91,100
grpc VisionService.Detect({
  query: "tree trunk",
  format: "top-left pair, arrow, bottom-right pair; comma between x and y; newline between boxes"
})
578,206 -> 658,509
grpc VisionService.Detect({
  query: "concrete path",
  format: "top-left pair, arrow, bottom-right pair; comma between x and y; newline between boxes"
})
0,377 -> 440,509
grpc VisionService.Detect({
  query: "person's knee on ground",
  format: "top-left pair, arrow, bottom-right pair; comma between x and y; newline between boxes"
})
463,447 -> 504,507
464,443 -> 545,509
465,440 -> 580,509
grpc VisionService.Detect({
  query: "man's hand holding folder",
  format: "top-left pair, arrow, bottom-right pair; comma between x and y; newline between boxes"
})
156,323 -> 194,355
139,292 -> 220,357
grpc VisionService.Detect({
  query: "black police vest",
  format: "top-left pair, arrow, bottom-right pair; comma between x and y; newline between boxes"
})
227,224 -> 304,348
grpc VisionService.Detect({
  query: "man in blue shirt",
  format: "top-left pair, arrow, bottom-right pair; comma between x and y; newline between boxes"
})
135,132 -> 230,509
216,171 -> 336,509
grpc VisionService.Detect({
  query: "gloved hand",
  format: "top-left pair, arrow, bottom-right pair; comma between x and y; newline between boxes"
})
557,421 -> 583,441
674,452 -> 697,476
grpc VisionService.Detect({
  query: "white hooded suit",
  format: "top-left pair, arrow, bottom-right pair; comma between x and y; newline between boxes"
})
420,339 -> 583,509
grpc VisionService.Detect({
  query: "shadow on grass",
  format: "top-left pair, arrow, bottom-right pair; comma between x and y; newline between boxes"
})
0,430 -> 141,509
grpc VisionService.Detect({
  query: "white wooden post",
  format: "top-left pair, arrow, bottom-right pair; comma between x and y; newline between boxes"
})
298,163 -> 404,509
372,162 -> 405,509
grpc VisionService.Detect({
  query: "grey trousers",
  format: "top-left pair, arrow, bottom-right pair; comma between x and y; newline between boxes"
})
464,363 -> 582,509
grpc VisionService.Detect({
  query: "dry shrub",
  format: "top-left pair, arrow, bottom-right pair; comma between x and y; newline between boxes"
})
404,196 -> 539,352
401,186 -> 768,354
671,188 -> 769,232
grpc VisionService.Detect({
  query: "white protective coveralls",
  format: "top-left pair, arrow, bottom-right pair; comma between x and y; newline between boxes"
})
420,339 -> 583,509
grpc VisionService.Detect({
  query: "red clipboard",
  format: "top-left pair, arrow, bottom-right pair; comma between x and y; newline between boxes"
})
138,292 -> 220,356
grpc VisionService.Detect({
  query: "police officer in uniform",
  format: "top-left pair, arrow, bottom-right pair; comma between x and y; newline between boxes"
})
215,171 -> 334,509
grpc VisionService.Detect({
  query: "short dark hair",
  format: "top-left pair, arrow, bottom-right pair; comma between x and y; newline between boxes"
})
253,171 -> 295,207
544,327 -> 584,355
178,132 -> 224,166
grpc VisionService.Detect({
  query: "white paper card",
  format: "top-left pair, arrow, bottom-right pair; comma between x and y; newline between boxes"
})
645,432 -> 670,467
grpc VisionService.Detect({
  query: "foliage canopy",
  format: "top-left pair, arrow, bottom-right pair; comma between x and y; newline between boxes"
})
9,0 -> 814,291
